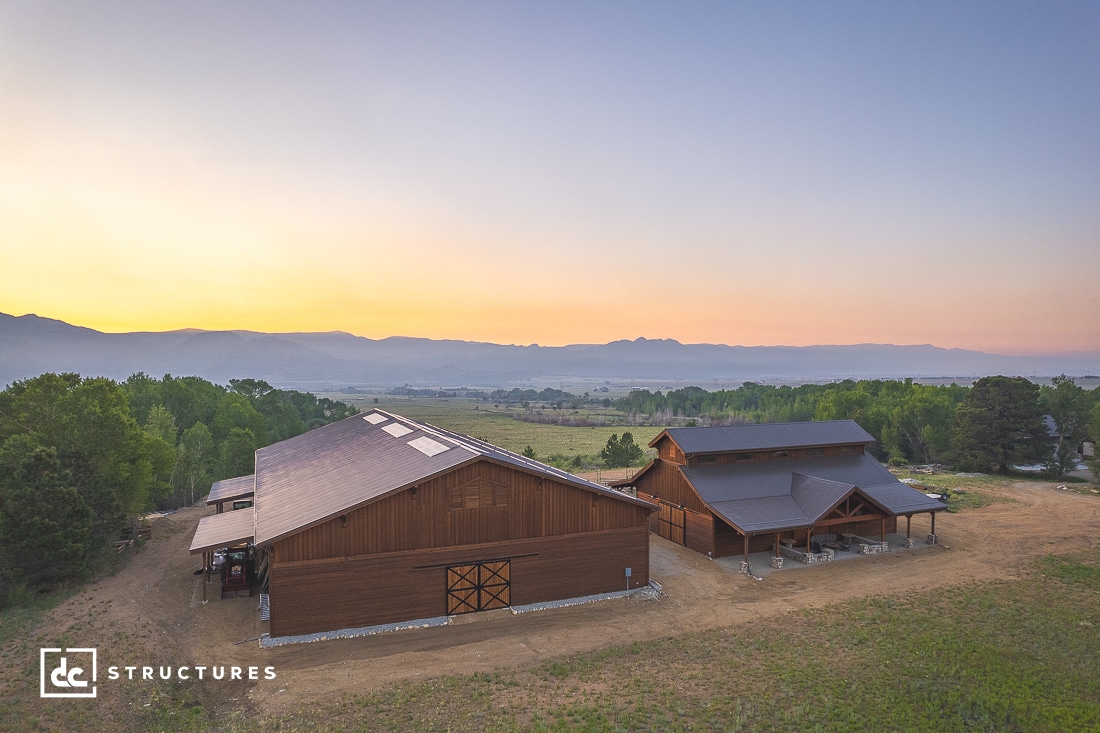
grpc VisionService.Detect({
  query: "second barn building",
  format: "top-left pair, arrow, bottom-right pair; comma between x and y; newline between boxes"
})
612,420 -> 945,562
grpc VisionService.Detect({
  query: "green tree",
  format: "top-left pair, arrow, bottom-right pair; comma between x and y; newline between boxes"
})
228,378 -> 274,400
951,376 -> 1048,474
142,405 -> 179,508
211,393 -> 267,444
177,422 -> 215,506
157,374 -> 223,431
521,445 -> 537,459
600,432 -> 645,468
1087,402 -> 1100,483
0,445 -> 94,590
1040,374 -> 1090,478
219,427 -> 259,478
143,404 -> 178,444
0,373 -> 153,541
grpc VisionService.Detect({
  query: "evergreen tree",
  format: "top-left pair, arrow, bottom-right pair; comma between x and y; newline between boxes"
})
951,376 -> 1048,473
1040,374 -> 1090,478
600,432 -> 645,468
0,445 -> 93,590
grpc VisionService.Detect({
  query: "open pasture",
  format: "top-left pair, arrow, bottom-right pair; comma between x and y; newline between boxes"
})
328,394 -> 664,460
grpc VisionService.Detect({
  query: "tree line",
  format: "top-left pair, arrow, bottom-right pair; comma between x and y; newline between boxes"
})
0,372 -> 357,601
615,376 -> 1100,476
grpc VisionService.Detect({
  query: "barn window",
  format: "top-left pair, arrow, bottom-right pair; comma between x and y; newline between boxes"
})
735,452 -> 755,462
839,445 -> 858,454
696,455 -> 717,464
807,448 -> 825,456
773,450 -> 790,459
449,480 -> 507,510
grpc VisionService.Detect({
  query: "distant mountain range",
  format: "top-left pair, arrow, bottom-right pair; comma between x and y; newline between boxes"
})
2,312 -> 1097,391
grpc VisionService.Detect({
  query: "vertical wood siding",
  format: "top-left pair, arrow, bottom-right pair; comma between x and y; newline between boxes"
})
684,509 -> 715,555
273,460 -> 652,563
264,459 -> 653,637
632,460 -> 707,513
268,526 -> 649,637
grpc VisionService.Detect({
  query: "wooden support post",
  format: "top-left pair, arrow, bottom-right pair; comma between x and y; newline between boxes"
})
743,533 -> 749,563
806,529 -> 812,553
930,512 -> 936,535
880,517 -> 885,542
774,532 -> 781,557
906,515 -> 912,539
202,551 -> 209,603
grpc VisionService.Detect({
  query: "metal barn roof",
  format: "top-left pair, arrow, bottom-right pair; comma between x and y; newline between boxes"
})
250,410 -> 652,547
189,507 -> 255,554
658,420 -> 875,455
681,454 -> 945,534
207,475 -> 255,505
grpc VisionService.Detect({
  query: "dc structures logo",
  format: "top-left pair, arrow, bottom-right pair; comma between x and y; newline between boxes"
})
40,648 -> 97,698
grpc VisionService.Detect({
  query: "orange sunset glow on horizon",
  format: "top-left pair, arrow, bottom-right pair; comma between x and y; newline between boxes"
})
1,3 -> 1097,357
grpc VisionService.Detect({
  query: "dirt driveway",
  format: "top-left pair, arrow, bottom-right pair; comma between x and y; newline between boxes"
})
24,480 -> 1100,719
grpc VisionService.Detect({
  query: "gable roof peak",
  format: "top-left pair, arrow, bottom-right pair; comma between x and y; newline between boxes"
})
252,409 -> 651,547
660,419 -> 875,454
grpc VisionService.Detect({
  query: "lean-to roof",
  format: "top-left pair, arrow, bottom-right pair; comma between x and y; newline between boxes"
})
206,475 -> 255,505
189,508 -> 255,554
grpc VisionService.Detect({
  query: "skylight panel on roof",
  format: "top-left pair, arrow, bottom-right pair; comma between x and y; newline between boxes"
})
382,423 -> 414,437
408,436 -> 450,457
363,413 -> 389,425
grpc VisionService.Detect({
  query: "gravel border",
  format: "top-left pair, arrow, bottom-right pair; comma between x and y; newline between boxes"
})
259,615 -> 453,647
509,588 -> 640,614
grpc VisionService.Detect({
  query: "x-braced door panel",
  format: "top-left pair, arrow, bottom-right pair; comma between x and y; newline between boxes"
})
446,560 -> 511,615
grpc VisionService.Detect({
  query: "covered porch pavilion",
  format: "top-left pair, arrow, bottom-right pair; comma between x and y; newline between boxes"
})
708,475 -> 946,573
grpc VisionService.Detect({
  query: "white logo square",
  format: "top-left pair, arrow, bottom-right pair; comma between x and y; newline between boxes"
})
40,647 -> 97,698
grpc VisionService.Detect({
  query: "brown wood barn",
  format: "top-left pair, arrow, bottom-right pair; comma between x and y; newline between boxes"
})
190,410 -> 654,637
611,420 -> 946,561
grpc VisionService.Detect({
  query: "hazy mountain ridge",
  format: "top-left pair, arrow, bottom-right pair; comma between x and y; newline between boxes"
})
2,313 -> 1097,390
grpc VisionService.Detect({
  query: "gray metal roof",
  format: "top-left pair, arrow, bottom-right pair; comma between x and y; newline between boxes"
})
680,454 -> 945,534
861,482 -> 950,515
207,475 -> 255,505
709,496 -> 811,533
189,508 -> 256,554
659,420 -> 875,455
790,474 -> 859,523
251,410 -> 652,547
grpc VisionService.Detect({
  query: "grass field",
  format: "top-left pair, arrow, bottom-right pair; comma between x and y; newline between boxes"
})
328,395 -> 665,462
216,549 -> 1099,732
11,545 -> 1100,732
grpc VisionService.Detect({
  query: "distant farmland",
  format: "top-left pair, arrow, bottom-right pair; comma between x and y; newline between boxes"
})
327,394 -> 665,461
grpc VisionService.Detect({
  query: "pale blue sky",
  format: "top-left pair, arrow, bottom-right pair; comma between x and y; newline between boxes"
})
1,2 -> 1097,353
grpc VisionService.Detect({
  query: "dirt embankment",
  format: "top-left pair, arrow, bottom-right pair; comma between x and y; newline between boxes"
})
22,480 -> 1100,720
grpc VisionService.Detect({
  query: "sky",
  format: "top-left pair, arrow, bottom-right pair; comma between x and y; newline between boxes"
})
1,2 -> 1097,354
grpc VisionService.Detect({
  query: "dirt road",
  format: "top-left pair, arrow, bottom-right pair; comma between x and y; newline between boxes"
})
26,480 -> 1100,719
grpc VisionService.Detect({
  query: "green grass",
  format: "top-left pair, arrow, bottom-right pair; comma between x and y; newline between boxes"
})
0,586 -> 75,646
894,470 -> 1100,512
6,524 -> 1100,731
146,549 -> 1100,733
